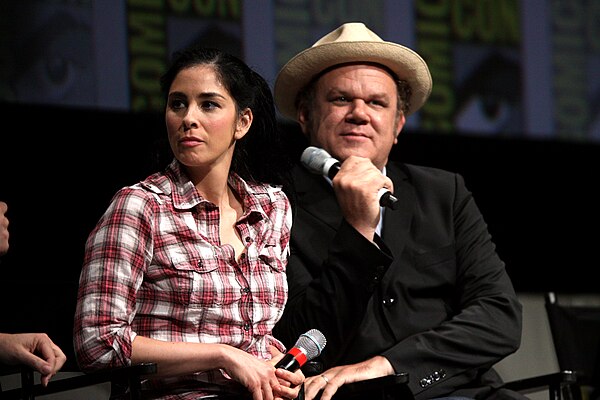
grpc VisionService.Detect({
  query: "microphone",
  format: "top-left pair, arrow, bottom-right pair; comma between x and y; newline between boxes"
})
275,329 -> 326,371
300,146 -> 399,210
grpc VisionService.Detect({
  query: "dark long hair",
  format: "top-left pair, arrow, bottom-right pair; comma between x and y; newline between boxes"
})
160,46 -> 294,191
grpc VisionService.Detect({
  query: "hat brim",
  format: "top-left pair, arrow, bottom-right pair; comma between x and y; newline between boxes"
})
274,41 -> 432,120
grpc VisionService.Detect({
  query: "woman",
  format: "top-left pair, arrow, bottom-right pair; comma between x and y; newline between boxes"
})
73,46 -> 301,400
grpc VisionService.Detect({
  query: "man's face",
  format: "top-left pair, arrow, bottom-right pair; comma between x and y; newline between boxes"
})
299,63 -> 405,170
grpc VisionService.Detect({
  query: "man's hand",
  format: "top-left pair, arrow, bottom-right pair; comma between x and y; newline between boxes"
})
303,355 -> 394,400
332,156 -> 394,241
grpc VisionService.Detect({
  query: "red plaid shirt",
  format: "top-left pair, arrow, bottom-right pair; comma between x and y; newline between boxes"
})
73,160 -> 291,399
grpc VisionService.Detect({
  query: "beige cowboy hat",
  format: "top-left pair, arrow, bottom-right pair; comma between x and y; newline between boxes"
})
274,22 -> 432,120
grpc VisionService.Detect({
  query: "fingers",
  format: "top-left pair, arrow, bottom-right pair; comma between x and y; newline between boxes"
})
245,371 -> 276,400
40,372 -> 53,387
275,367 -> 304,386
236,358 -> 292,400
273,384 -> 301,400
267,344 -> 286,366
17,351 -> 55,387
249,376 -> 276,400
305,357 -> 395,399
336,158 -> 389,193
333,156 -> 390,239
303,373 -> 341,400
273,368 -> 303,399
33,335 -> 67,386
0,201 -> 9,255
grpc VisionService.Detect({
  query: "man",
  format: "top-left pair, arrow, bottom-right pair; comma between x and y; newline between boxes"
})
0,201 -> 67,387
272,23 -> 523,400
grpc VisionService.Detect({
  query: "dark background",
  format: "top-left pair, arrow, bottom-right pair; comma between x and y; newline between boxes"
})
1,101 -> 599,367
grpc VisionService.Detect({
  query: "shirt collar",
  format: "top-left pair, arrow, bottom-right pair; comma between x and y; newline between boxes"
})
141,159 -> 281,221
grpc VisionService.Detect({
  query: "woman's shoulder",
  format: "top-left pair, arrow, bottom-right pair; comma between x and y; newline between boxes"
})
107,170 -> 173,212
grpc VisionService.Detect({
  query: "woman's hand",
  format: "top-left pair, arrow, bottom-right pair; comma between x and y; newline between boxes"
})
269,345 -> 305,400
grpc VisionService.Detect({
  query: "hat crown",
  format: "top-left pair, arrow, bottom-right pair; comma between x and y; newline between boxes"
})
313,22 -> 384,47
274,22 -> 432,119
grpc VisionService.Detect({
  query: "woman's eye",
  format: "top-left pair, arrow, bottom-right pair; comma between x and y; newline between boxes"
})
202,101 -> 219,110
170,99 -> 186,110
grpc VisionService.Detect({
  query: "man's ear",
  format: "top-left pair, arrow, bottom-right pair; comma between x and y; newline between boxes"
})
393,113 -> 406,144
297,107 -> 310,138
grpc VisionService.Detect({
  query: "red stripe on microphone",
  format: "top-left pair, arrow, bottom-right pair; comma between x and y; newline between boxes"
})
288,347 -> 308,366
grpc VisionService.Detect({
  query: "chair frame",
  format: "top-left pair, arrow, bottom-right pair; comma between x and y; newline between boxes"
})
0,362 -> 157,400
503,370 -> 579,400
543,291 -> 600,400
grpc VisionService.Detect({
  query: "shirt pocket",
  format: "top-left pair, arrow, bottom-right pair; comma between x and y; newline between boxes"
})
255,242 -> 287,308
414,245 -> 455,269
145,260 -> 195,306
412,245 -> 457,287
191,257 -> 242,307
411,245 -> 457,315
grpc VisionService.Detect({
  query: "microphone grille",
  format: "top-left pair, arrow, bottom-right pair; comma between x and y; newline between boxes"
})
300,147 -> 331,175
295,329 -> 327,360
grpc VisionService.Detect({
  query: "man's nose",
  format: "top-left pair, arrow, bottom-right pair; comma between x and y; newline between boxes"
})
347,100 -> 369,122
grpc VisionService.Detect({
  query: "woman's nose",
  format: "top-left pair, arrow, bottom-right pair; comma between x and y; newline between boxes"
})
182,110 -> 199,130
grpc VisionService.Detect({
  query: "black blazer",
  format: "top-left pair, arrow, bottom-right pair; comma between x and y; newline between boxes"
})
274,161 -> 523,400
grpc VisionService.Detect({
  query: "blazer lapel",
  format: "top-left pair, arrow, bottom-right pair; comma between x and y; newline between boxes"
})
381,163 -> 415,259
292,165 -> 343,229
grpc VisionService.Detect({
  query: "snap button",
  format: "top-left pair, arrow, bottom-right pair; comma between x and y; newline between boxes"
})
382,297 -> 396,307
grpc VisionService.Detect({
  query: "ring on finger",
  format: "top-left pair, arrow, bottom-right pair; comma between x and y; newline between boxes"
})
321,374 -> 330,384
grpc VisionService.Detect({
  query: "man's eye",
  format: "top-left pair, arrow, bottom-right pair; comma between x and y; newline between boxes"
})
332,96 -> 348,103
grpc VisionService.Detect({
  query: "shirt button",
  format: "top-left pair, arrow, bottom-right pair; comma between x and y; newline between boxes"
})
243,323 -> 250,331
241,287 -> 250,294
245,237 -> 252,243
240,253 -> 246,259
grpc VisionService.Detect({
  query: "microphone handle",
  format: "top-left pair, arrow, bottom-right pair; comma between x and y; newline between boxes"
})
326,163 -> 341,179
379,191 -> 399,209
274,353 -> 302,371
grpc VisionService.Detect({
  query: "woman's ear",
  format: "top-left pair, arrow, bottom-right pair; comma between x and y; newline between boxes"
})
235,108 -> 253,140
